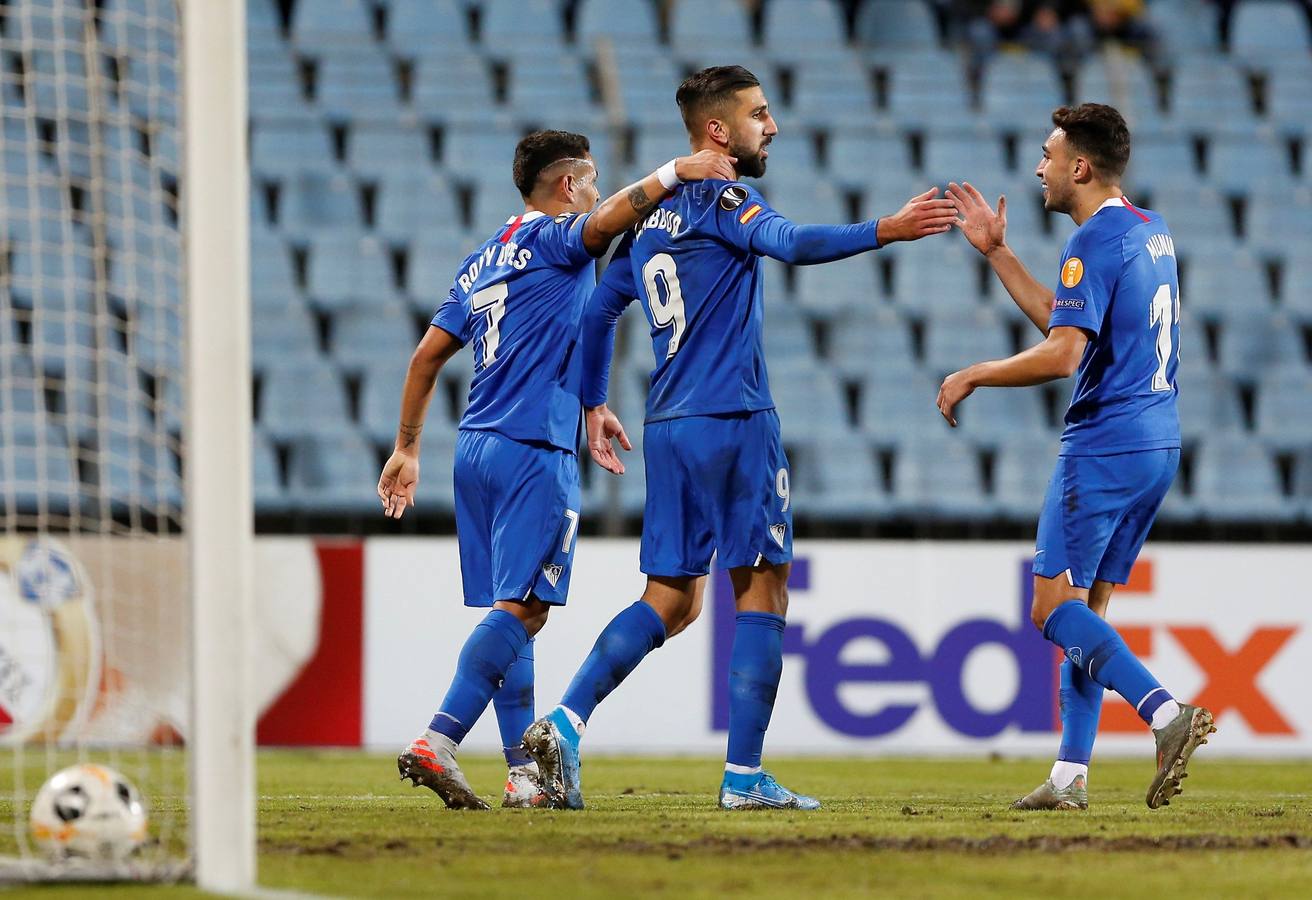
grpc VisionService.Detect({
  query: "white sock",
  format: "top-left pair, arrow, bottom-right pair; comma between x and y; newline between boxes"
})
1049,760 -> 1088,789
558,705 -> 585,738
724,763 -> 762,776
1150,699 -> 1182,732
422,729 -> 459,756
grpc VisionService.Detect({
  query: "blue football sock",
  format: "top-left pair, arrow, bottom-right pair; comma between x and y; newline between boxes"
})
1043,600 -> 1173,726
559,600 -> 666,724
429,609 -> 529,744
1056,658 -> 1103,765
493,637 -> 535,767
725,612 -> 786,771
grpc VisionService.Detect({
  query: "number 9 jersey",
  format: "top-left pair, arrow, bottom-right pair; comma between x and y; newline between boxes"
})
1049,197 -> 1181,457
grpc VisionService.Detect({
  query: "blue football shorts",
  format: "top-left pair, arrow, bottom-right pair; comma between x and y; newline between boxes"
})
639,409 -> 793,577
453,429 -> 581,607
1033,448 -> 1179,589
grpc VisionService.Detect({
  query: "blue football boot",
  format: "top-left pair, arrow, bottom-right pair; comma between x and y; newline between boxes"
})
718,770 -> 821,810
522,708 -> 584,810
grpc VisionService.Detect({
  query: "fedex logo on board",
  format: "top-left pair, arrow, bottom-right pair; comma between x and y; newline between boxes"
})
710,558 -> 1297,739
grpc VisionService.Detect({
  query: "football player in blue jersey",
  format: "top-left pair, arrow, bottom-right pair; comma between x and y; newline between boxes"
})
378,130 -> 735,810
523,66 -> 959,811
939,104 -> 1215,811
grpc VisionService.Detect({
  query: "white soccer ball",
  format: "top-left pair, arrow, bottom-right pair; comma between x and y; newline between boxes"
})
29,764 -> 148,862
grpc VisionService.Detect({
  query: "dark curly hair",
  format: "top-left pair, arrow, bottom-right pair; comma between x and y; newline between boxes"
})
675,65 -> 761,135
512,130 -> 591,199
1052,103 -> 1131,181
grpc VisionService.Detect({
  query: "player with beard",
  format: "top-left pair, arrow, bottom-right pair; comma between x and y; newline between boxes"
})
523,66 -> 958,810
939,104 -> 1214,810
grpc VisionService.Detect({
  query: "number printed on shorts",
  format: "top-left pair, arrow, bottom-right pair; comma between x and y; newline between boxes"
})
776,467 -> 790,513
561,509 -> 580,553
641,253 -> 687,359
1149,282 -> 1178,392
470,282 -> 509,367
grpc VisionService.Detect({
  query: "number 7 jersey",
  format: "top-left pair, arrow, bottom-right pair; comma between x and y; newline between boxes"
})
431,211 -> 595,452
1048,196 -> 1181,456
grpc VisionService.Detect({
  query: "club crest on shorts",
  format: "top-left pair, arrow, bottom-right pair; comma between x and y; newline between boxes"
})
1066,646 -> 1083,667
719,185 -> 748,211
769,523 -> 787,548
541,563 -> 564,587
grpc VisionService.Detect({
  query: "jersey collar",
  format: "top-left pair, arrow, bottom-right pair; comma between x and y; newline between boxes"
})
506,211 -> 547,225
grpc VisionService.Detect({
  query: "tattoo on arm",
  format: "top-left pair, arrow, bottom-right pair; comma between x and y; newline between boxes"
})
627,184 -> 656,215
399,422 -> 422,449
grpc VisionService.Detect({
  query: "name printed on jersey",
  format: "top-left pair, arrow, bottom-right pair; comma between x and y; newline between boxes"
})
456,242 -> 533,293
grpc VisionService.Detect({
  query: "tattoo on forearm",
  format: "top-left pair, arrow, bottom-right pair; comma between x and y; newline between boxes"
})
399,422 -> 422,448
627,184 -> 655,214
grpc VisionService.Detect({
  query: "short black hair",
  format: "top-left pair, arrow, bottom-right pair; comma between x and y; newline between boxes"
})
1051,103 -> 1131,181
675,65 -> 761,134
512,130 -> 591,199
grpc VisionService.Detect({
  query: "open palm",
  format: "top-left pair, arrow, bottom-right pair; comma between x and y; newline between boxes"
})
947,182 -> 1007,257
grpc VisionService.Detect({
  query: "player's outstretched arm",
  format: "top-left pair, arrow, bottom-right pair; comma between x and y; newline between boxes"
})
585,404 -> 632,475
581,150 -> 737,255
948,181 -> 1054,334
875,187 -> 960,244
378,325 -> 462,519
936,325 -> 1088,426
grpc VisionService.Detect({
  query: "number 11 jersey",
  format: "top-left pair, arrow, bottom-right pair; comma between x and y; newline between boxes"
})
1048,196 -> 1181,457
595,179 -> 781,423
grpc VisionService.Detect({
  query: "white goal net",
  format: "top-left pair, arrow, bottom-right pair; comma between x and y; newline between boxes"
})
1,0 -> 194,881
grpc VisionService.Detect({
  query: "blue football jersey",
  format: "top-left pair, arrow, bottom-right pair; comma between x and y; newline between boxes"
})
595,180 -> 781,422
1048,197 -> 1181,456
432,211 -> 595,451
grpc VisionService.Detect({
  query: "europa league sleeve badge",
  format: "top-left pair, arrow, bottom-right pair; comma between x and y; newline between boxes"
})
0,538 -> 100,745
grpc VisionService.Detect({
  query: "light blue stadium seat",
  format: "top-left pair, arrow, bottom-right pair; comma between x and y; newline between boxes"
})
1253,365 -> 1312,450
827,306 -> 918,378
765,179 -> 847,224
921,129 -> 1008,187
11,0 -> 84,44
248,51 -> 306,121
0,422 -> 80,515
470,176 -> 530,237
854,0 -> 939,49
1229,0 -> 1312,72
763,305 -> 818,366
8,244 -> 95,311
788,57 -> 877,129
888,241 -> 984,313
796,434 -> 892,519
375,172 -> 462,241
762,0 -> 849,63
247,0 -> 285,56
992,437 -> 1061,519
259,360 -> 351,441
1215,307 -> 1306,380
251,121 -> 336,179
66,351 -> 151,445
632,127 -> 696,172
385,0 -> 469,57
953,384 -> 1049,449
923,306 -> 1012,375
669,0 -> 751,58
279,171 -> 364,237
1267,61 -> 1312,138
575,0 -> 660,48
1126,137 -> 1199,194
314,50 -> 402,121
1072,53 -> 1161,132
1191,434 -> 1294,521
98,429 -> 182,515
506,54 -> 593,115
129,302 -> 184,377
1208,136 -> 1293,195
332,304 -> 417,374
408,233 -> 477,313
481,0 -> 567,51
1247,189 -> 1312,261
359,360 -> 410,443
347,123 -> 433,181
827,130 -> 914,193
252,307 -> 321,370
26,48 -> 89,120
411,53 -> 502,125
794,254 -> 879,318
28,307 -> 97,380
754,133 -> 818,173
1152,188 -> 1235,256
441,123 -> 520,183
1180,250 -> 1268,321
1147,0 -> 1221,58
3,181 -> 76,244
1279,254 -> 1312,321
1,355 -> 42,420
1291,448 -> 1312,521
770,361 -> 852,442
306,234 -> 399,310
1167,56 -> 1258,136
252,429 -> 287,512
891,435 -> 992,518
980,53 -> 1064,133
858,365 -> 944,446
290,0 -> 376,50
285,432 -> 382,514
882,51 -> 975,130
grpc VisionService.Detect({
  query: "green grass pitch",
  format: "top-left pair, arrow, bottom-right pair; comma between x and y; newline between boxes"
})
4,751 -> 1310,898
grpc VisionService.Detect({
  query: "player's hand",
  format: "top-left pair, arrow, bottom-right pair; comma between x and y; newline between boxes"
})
377,450 -> 419,519
936,369 -> 977,428
877,187 -> 958,244
947,181 -> 1007,257
674,149 -> 738,184
586,404 -> 632,475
